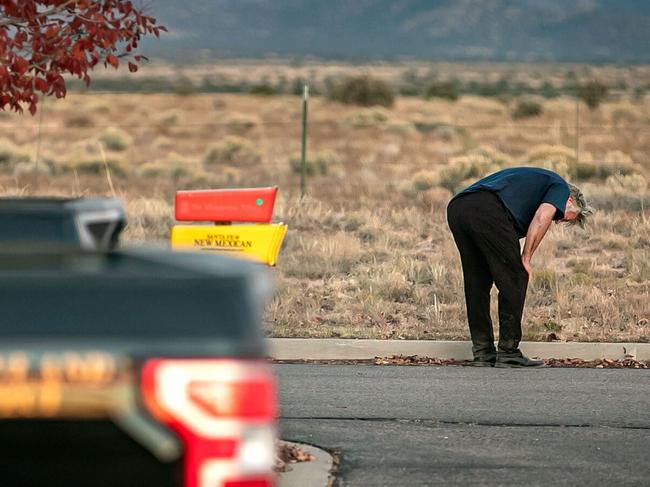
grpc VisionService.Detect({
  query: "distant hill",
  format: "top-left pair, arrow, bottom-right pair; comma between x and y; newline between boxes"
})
142,0 -> 650,63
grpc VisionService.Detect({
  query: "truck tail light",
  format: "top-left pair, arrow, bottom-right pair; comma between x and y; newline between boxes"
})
141,359 -> 277,487
187,379 -> 275,419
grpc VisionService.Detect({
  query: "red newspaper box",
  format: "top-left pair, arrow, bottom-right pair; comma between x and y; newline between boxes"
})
175,187 -> 278,223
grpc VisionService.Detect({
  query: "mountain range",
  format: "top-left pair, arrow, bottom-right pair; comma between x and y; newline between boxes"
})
141,0 -> 650,63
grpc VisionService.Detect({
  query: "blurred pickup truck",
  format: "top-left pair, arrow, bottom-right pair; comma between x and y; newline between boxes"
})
0,198 -> 277,487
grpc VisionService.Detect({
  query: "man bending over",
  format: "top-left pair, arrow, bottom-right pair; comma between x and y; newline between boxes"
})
447,167 -> 593,367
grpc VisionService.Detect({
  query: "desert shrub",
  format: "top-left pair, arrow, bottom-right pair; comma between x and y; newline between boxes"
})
597,151 -> 643,178
577,80 -> 608,110
572,162 -> 598,180
412,121 -> 460,141
424,81 -> 459,101
569,161 -> 634,181
249,83 -> 276,96
398,68 -> 425,96
539,81 -> 560,99
416,187 -> 453,212
436,157 -> 486,193
152,136 -> 174,151
525,144 -> 576,179
343,107 -> 389,128
576,161 -> 639,181
568,259 -> 593,275
136,162 -> 168,178
66,114 -> 95,128
137,158 -> 194,180
173,77 -> 196,96
437,157 -> 496,193
386,120 -> 416,134
526,144 -> 576,165
411,170 -> 439,191
289,150 -> 341,176
527,146 -> 640,181
604,150 -> 634,165
70,140 -> 108,162
543,320 -> 562,333
212,97 -> 227,110
158,110 -> 182,127
465,78 -> 513,97
470,146 -> 512,167
223,113 -> 258,130
203,136 -> 261,168
12,160 -> 48,176
373,267 -> 413,303
606,174 -> 648,193
569,272 -> 594,286
585,174 -> 648,212
63,157 -> 127,177
13,157 -> 61,176
399,84 -> 421,97
98,128 -> 133,151
435,146 -> 512,193
290,78 -> 305,96
0,138 -> 30,167
610,107 -> 639,125
328,75 -> 395,108
402,258 -> 446,287
512,99 -> 542,119
532,268 -> 557,292
220,166 -> 243,184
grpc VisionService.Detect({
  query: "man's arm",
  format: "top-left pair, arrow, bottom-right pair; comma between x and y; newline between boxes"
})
521,203 -> 557,283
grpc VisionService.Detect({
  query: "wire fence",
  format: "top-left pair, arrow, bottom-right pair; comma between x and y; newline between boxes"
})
3,119 -> 650,132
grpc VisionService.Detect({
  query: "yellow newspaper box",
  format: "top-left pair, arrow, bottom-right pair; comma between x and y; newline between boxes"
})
171,223 -> 287,266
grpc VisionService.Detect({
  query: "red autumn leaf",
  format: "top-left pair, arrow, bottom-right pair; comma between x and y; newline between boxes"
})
128,62 -> 138,73
34,78 -> 49,93
13,57 -> 29,75
106,54 -> 119,68
45,25 -> 59,39
72,42 -> 85,61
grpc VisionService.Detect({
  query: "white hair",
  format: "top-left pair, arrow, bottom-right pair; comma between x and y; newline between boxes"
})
567,183 -> 594,228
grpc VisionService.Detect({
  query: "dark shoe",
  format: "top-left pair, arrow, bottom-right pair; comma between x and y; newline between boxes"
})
496,351 -> 545,368
467,355 -> 496,367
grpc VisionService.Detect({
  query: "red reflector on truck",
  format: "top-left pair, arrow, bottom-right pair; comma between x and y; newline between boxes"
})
224,478 -> 274,487
187,379 -> 275,420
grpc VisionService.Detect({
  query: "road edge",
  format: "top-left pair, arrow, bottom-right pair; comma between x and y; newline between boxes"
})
267,338 -> 650,361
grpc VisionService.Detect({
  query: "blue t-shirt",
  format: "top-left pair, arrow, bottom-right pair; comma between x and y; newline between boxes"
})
453,167 -> 570,238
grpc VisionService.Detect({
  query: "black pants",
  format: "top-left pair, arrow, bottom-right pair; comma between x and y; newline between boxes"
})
447,191 -> 528,356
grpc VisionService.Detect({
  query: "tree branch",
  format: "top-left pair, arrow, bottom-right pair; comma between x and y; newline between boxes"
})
0,0 -> 76,28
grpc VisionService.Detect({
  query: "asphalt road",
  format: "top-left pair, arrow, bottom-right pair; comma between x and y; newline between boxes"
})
276,365 -> 650,486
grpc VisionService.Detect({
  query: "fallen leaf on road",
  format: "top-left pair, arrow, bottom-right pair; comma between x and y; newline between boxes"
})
373,355 -> 464,366
545,358 -> 649,368
271,357 -> 650,368
275,441 -> 315,472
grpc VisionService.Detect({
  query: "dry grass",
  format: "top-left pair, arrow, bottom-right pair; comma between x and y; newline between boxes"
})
1,63 -> 649,343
